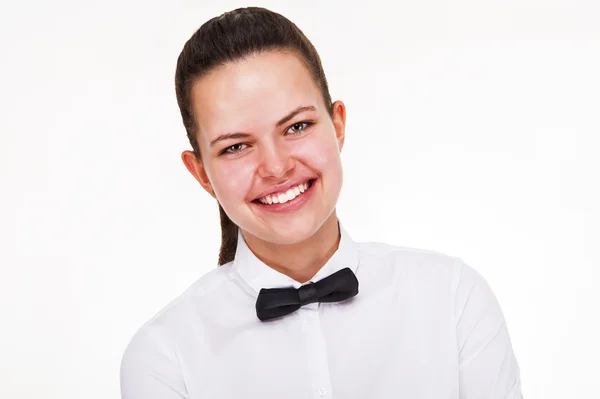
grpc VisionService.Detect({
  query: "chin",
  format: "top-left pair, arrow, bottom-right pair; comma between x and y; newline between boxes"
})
236,211 -> 326,246
266,230 -> 313,245
265,218 -> 321,245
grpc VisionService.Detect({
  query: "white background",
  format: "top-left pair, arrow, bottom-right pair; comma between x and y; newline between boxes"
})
1,0 -> 599,397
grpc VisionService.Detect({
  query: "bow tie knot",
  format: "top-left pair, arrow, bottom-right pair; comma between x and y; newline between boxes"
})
255,267 -> 359,321
298,282 -> 318,306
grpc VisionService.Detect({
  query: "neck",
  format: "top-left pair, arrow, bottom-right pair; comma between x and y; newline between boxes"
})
243,212 -> 341,284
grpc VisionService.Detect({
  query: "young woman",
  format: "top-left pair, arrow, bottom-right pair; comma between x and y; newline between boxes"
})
121,7 -> 523,399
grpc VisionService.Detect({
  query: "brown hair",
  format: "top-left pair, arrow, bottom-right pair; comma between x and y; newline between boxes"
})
174,7 -> 334,266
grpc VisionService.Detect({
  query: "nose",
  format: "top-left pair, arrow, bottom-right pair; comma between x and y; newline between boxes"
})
257,141 -> 294,179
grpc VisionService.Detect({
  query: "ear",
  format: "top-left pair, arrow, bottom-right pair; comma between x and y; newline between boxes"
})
181,150 -> 216,199
331,100 -> 346,152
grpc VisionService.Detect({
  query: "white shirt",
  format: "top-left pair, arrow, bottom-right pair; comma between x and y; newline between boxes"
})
120,220 -> 523,398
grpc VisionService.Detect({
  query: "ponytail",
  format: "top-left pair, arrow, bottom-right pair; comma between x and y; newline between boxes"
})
217,203 -> 238,266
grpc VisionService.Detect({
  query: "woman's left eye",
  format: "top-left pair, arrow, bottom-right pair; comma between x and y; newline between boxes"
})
287,121 -> 313,135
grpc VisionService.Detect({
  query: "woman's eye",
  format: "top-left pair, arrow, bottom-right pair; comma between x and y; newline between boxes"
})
219,122 -> 312,156
287,121 -> 313,135
221,143 -> 247,155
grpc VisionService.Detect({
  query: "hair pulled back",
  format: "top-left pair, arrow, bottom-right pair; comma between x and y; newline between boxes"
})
175,7 -> 333,265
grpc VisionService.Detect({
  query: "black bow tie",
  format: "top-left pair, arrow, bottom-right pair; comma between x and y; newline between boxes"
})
255,267 -> 359,321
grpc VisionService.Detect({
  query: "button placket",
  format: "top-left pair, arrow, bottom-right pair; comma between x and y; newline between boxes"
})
299,306 -> 332,399
304,305 -> 318,327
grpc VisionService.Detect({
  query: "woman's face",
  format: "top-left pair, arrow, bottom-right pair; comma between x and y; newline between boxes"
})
182,50 -> 346,245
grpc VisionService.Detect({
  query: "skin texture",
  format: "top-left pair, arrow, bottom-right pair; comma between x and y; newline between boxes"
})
181,50 -> 346,283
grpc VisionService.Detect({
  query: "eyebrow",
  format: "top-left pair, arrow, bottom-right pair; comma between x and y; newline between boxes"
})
209,105 -> 316,147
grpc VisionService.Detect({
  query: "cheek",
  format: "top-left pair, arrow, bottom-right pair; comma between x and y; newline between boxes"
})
211,160 -> 255,200
294,130 -> 342,175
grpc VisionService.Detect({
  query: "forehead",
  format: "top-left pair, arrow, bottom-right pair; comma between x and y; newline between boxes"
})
191,51 -> 323,139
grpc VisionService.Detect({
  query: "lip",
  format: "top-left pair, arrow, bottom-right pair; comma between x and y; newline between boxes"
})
251,178 -> 317,213
252,178 -> 315,201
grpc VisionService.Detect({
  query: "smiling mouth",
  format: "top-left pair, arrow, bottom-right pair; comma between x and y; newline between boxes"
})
252,179 -> 316,205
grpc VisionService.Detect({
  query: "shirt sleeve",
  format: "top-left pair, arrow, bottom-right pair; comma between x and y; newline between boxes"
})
120,326 -> 188,399
454,260 -> 523,399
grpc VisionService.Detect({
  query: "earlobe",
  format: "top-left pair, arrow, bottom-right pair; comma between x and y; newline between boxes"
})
181,150 -> 216,199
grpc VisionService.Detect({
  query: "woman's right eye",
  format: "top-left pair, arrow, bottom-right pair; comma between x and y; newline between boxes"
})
220,143 -> 248,155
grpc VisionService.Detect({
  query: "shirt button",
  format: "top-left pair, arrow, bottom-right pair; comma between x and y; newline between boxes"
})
318,388 -> 327,396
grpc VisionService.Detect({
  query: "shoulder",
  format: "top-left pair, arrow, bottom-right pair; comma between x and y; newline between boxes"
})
356,239 -> 468,283
121,263 -> 234,362
354,239 -> 495,315
119,265 -> 234,397
145,262 -> 232,326
353,239 -> 494,300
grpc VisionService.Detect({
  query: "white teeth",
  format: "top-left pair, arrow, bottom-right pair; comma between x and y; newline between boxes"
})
258,180 -> 312,205
285,189 -> 295,201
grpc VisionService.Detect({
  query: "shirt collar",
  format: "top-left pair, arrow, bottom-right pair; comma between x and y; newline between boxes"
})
231,218 -> 359,295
